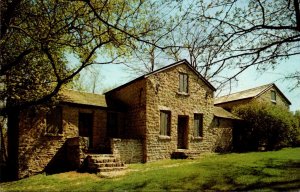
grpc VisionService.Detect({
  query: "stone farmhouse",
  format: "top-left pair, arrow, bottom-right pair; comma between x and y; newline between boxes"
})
10,60 -> 240,179
214,83 -> 291,111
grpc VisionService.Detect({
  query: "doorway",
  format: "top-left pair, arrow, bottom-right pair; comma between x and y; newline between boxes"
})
177,116 -> 189,149
78,113 -> 93,149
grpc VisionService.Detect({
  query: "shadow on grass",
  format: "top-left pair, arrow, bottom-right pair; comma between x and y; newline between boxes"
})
196,158 -> 300,191
238,179 -> 300,191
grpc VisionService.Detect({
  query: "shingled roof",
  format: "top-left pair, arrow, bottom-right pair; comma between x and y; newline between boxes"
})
213,106 -> 241,120
59,89 -> 107,107
214,83 -> 291,105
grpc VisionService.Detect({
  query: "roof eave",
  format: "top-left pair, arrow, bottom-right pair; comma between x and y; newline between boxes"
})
143,59 -> 216,91
105,59 -> 216,94
214,97 -> 253,105
60,101 -> 108,109
254,83 -> 292,105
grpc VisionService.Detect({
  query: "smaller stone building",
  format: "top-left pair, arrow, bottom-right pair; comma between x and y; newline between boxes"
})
214,83 -> 291,111
10,60 -> 239,179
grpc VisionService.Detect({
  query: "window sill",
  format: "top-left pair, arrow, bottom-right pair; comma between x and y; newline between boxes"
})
158,135 -> 171,140
44,133 -> 63,137
176,91 -> 189,96
192,136 -> 203,141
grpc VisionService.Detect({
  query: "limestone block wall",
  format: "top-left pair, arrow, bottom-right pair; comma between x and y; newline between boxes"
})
106,79 -> 147,139
256,88 -> 290,108
65,137 -> 88,169
215,87 -> 290,111
17,105 -> 106,178
66,106 -> 107,148
209,117 -> 233,152
215,99 -> 251,112
145,64 -> 216,162
110,138 -> 143,163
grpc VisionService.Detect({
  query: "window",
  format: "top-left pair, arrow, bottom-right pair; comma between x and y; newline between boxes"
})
107,112 -> 124,137
79,113 -> 93,137
179,73 -> 188,93
271,90 -> 276,102
160,111 -> 171,136
194,114 -> 203,137
46,107 -> 62,135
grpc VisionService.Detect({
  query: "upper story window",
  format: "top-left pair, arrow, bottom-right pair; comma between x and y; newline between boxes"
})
160,110 -> 171,136
271,90 -> 276,103
179,73 -> 188,93
46,107 -> 63,135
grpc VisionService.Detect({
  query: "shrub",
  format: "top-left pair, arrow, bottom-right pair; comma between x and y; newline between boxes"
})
232,102 -> 300,151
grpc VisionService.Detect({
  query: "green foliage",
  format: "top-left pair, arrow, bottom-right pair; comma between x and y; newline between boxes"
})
1,0 -> 172,111
1,148 -> 300,191
232,102 -> 300,151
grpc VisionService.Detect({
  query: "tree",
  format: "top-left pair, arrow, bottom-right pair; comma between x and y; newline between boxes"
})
67,65 -> 104,93
122,1 -> 188,74
294,110 -> 300,143
232,102 -> 300,151
1,0 -> 181,180
165,0 -> 300,91
0,0 -> 177,114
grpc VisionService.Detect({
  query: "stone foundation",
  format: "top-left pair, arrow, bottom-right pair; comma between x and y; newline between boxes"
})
65,137 -> 88,169
110,138 -> 143,163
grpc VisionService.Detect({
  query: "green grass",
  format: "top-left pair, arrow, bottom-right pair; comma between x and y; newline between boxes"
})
1,148 -> 300,191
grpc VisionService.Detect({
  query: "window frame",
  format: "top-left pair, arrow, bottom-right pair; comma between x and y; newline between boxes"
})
194,113 -> 203,138
160,110 -> 171,136
179,73 -> 189,93
45,107 -> 63,135
271,90 -> 277,102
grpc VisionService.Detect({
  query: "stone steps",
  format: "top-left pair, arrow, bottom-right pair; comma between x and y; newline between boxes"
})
84,154 -> 126,174
97,166 -> 127,172
171,150 -> 201,159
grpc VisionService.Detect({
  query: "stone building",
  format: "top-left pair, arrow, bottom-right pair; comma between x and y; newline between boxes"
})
214,83 -> 291,111
9,60 -> 239,179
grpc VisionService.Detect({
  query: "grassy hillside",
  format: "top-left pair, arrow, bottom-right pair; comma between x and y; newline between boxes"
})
1,148 -> 300,191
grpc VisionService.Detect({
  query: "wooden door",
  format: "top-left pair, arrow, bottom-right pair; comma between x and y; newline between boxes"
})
78,113 -> 93,149
177,116 -> 188,149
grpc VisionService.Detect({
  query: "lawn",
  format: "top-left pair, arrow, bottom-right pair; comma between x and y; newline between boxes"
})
1,148 -> 300,191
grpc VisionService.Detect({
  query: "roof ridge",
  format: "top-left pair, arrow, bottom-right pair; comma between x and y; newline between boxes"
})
217,83 -> 273,99
106,59 -> 216,94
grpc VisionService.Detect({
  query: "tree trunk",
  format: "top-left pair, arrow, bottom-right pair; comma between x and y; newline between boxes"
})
7,108 -> 20,180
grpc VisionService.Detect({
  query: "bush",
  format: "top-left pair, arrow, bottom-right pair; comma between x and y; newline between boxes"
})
232,102 -> 300,151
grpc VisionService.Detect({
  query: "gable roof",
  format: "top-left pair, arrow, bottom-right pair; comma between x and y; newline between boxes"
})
59,89 -> 107,107
213,106 -> 241,120
214,83 -> 291,105
106,60 -> 216,94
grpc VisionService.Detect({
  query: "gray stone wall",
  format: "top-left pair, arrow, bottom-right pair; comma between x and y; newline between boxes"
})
110,138 -> 143,163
